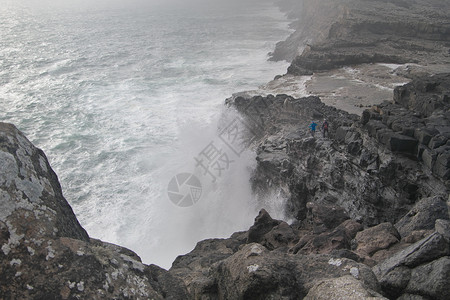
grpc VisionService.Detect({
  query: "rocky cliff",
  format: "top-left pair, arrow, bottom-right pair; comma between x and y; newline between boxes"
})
0,123 -> 188,299
273,0 -> 449,73
1,0 -> 450,299
209,72 -> 449,299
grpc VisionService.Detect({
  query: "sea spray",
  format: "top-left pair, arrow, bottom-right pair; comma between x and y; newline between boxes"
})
127,107 -> 291,269
0,0 -> 292,269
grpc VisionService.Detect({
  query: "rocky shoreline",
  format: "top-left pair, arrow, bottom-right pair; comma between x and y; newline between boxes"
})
1,0 -> 450,299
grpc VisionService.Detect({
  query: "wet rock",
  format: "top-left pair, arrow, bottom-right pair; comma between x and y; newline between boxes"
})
169,233 -> 247,297
291,219 -> 362,256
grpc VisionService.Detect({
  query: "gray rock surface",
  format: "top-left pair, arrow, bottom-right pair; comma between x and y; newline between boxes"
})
354,223 -> 401,257
274,0 -> 450,76
0,122 -> 89,243
395,196 -> 449,238
405,257 -> 450,300
0,122 -> 188,299
304,275 -> 388,300
373,232 -> 450,299
226,72 -> 449,299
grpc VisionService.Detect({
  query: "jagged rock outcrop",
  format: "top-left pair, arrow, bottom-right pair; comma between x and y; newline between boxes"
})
0,122 -> 188,299
229,91 -> 448,228
169,210 -> 384,299
373,229 -> 450,299
222,72 -> 449,299
361,73 -> 450,181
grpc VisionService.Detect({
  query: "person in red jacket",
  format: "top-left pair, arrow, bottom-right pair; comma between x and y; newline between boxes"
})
322,120 -> 329,138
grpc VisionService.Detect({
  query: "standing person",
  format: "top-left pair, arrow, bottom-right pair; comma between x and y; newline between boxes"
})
309,121 -> 317,137
322,119 -> 329,137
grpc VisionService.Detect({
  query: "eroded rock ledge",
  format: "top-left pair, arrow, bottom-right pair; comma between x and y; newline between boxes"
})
272,0 -> 450,76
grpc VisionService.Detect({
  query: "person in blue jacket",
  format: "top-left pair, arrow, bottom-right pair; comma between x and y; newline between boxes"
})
309,121 -> 317,136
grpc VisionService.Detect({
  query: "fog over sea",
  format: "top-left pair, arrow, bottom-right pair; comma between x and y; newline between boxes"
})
0,0 -> 292,269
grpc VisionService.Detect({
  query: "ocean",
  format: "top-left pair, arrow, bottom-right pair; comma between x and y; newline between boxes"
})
0,0 -> 291,269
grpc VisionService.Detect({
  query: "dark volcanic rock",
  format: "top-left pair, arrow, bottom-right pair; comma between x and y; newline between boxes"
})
361,74 -> 450,181
0,122 -> 188,299
229,89 -> 448,230
307,202 -> 349,233
290,219 -> 362,256
404,256 -> 450,300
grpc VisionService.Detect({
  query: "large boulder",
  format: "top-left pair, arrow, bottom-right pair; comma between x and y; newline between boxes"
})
215,243 -> 381,299
291,219 -> 362,255
373,232 -> 450,278
373,232 -> 450,299
306,202 -> 350,233
0,123 -> 188,299
0,122 -> 89,243
354,223 -> 401,257
403,256 -> 450,300
395,195 -> 449,238
304,275 -> 388,300
247,209 -> 282,244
